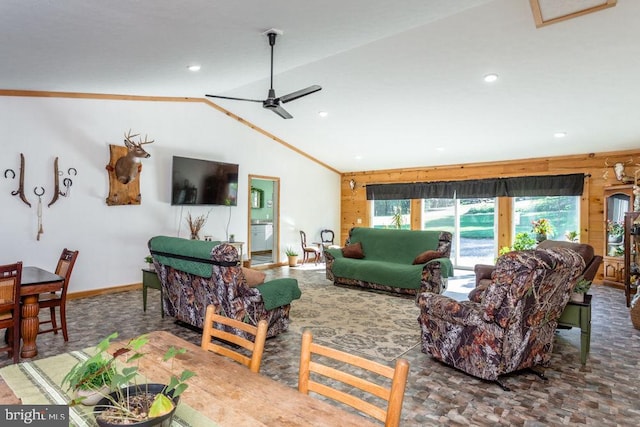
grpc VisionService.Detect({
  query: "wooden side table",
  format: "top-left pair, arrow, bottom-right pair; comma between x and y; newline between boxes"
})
142,268 -> 163,317
557,294 -> 591,364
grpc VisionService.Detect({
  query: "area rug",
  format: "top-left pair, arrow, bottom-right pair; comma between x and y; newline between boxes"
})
289,271 -> 421,362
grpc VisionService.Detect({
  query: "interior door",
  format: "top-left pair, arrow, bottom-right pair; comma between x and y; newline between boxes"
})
248,175 -> 280,266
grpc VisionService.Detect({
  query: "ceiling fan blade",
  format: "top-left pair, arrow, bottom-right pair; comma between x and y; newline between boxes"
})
264,103 -> 293,119
280,85 -> 322,104
205,94 -> 263,103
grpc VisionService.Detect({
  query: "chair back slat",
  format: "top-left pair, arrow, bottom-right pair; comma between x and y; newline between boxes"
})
0,262 -> 22,363
38,249 -> 79,342
0,278 -> 16,304
298,330 -> 409,427
201,305 -> 268,373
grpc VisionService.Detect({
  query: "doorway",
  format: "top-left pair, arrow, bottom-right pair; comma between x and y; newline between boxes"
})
248,175 -> 280,266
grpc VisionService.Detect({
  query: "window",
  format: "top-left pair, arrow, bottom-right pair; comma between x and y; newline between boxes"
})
371,200 -> 411,229
423,198 -> 497,269
513,196 -> 580,241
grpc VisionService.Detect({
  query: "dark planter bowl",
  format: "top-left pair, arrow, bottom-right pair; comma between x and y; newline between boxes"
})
94,383 -> 178,427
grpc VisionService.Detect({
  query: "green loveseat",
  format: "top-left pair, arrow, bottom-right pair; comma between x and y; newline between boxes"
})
324,227 -> 453,295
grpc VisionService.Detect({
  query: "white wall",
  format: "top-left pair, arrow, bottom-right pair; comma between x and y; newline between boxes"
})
0,95 -> 340,292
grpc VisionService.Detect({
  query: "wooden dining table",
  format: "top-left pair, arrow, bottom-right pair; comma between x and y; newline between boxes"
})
20,266 -> 65,358
117,331 -> 378,426
0,330 -> 379,426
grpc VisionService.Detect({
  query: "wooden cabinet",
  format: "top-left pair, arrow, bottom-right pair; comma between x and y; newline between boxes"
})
251,223 -> 273,252
603,185 -> 633,288
624,211 -> 640,307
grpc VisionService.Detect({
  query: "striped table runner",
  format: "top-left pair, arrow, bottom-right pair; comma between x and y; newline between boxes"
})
0,349 -> 214,427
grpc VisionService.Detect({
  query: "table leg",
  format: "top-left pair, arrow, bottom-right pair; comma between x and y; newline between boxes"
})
20,295 -> 40,358
143,282 -> 148,312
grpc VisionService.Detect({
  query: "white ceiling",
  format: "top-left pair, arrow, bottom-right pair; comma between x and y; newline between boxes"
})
2,0 -> 639,172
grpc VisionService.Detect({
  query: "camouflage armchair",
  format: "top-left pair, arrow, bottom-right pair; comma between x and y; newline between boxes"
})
150,239 -> 300,339
417,248 -> 584,388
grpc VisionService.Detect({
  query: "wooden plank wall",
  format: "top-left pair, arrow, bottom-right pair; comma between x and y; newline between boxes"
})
340,149 -> 640,284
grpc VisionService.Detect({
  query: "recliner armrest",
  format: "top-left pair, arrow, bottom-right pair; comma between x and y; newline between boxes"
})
582,255 -> 603,282
474,264 -> 495,287
417,293 -> 481,326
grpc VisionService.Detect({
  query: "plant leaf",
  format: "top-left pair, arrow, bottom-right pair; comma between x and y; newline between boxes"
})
180,370 -> 196,382
149,393 -> 174,418
163,346 -> 186,361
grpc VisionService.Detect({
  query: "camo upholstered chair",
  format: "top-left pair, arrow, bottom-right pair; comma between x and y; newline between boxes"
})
417,248 -> 584,388
150,239 -> 300,339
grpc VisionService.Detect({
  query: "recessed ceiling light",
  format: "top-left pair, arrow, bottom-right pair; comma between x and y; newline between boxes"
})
554,132 -> 567,138
436,147 -> 445,152
355,155 -> 363,160
483,73 -> 498,83
318,111 -> 328,118
187,65 -> 201,72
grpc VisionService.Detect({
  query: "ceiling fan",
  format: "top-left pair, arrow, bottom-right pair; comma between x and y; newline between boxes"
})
206,29 -> 321,119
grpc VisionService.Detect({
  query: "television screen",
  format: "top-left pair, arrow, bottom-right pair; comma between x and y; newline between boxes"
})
171,156 -> 239,206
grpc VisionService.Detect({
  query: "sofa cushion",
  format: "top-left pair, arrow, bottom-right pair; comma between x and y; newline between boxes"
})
347,227 -> 441,264
342,242 -> 365,259
331,258 -> 425,290
242,267 -> 266,287
412,250 -> 443,265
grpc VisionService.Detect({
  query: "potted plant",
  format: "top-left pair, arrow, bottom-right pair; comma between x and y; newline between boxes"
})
186,211 -> 208,240
571,277 -> 592,303
285,246 -> 299,267
144,255 -> 154,271
390,206 -> 403,229
63,355 -> 115,405
531,218 -> 554,243
63,332 -> 195,426
498,232 -> 537,257
607,220 -> 624,243
565,230 -> 579,242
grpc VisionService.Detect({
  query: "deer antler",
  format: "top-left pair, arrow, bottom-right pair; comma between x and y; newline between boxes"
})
124,129 -> 140,144
139,135 -> 154,145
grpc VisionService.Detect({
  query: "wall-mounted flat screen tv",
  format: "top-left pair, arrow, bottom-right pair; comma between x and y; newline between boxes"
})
171,156 -> 239,206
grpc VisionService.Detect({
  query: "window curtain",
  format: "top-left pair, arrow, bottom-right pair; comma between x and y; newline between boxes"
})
366,174 -> 585,200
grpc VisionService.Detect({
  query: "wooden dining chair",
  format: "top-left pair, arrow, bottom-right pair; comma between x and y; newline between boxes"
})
38,248 -> 79,341
0,261 -> 23,363
298,330 -> 410,427
300,230 -> 321,264
200,305 -> 269,373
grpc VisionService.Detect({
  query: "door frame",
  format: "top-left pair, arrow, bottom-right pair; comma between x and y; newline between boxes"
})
247,174 -> 280,266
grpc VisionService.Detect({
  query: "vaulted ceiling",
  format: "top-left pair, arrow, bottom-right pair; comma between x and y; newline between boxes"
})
2,0 -> 638,172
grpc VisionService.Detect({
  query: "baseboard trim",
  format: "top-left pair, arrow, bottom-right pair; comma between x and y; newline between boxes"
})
67,283 -> 142,300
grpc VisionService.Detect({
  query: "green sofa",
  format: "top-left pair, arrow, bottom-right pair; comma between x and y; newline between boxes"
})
324,227 -> 453,295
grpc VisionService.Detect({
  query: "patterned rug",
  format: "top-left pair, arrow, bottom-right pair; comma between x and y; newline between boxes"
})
289,271 -> 421,362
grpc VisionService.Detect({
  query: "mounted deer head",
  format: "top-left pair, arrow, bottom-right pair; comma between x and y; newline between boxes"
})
603,157 -> 635,183
115,130 -> 154,184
